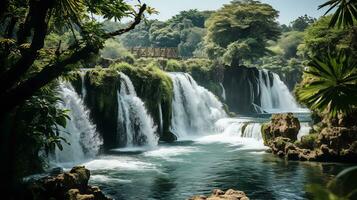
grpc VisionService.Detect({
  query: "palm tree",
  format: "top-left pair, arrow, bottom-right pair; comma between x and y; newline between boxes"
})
319,0 -> 357,28
296,51 -> 357,117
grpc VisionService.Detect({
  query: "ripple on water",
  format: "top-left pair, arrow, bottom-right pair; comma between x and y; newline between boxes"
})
143,146 -> 201,162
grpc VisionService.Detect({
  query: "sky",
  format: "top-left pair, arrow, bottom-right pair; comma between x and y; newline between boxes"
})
138,0 -> 329,25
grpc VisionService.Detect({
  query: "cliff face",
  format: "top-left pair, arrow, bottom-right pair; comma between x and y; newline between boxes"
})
222,66 -> 276,114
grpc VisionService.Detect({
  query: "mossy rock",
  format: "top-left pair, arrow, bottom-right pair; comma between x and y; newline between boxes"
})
297,134 -> 318,150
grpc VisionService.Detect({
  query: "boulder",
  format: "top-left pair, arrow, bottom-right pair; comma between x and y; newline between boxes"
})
262,113 -> 300,144
27,166 -> 111,200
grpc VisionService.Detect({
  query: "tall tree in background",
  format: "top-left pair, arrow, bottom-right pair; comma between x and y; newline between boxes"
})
290,15 -> 316,31
204,0 -> 281,66
0,0 -> 153,116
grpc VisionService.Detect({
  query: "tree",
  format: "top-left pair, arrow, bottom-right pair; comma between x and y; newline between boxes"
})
298,15 -> 356,58
0,0 -> 152,115
290,15 -> 316,31
278,31 -> 305,58
204,0 -> 281,65
319,0 -> 357,28
296,51 -> 357,117
178,27 -> 205,57
170,9 -> 212,28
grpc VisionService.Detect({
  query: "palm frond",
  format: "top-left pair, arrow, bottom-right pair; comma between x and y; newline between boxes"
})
297,51 -> 357,117
319,0 -> 357,28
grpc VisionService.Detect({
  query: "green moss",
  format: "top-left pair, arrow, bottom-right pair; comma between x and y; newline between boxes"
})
166,59 -> 185,71
85,68 -> 120,148
261,123 -> 272,145
297,133 -> 318,150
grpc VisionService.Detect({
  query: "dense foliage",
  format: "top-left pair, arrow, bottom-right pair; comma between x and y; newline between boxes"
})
120,9 -> 211,57
204,0 -> 280,65
296,52 -> 357,117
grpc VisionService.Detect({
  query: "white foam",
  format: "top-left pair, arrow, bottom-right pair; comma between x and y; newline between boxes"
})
91,175 -> 132,183
298,122 -> 312,140
83,156 -> 158,171
143,146 -> 200,162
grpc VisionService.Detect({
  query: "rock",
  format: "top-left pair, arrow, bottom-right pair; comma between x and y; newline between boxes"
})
189,189 -> 249,200
67,189 -> 95,200
26,166 -> 111,200
262,113 -> 300,145
188,195 -> 207,200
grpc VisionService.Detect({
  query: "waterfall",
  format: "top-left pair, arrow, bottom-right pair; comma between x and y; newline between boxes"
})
117,72 -> 158,147
215,118 -> 263,141
80,71 -> 87,99
158,103 -> 163,135
258,70 -> 301,113
219,82 -> 226,101
169,72 -> 226,138
53,82 -> 102,165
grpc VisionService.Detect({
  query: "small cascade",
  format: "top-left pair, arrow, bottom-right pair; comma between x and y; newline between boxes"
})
258,70 -> 301,113
53,82 -> 102,164
117,72 -> 158,147
169,72 -> 226,138
215,118 -> 263,141
297,122 -> 312,140
219,82 -> 226,101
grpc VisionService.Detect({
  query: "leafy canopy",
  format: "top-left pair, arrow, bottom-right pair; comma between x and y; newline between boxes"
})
204,0 -> 281,65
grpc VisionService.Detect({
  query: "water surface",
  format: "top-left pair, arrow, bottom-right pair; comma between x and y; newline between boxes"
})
83,134 -> 349,200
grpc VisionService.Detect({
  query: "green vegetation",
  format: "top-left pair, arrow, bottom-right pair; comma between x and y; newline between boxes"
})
319,0 -> 357,28
307,166 -> 357,200
298,15 -> 356,58
0,82 -> 69,185
296,52 -> 357,117
120,9 -> 210,57
204,0 -> 280,65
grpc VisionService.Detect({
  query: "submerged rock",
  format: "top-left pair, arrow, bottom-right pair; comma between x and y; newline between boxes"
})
26,166 -> 111,200
188,189 -> 249,200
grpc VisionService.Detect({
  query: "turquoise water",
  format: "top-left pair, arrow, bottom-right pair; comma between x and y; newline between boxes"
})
82,134 -> 349,200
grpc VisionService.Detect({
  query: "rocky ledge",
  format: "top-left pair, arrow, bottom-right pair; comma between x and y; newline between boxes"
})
26,166 -> 111,200
188,189 -> 249,200
262,113 -> 357,162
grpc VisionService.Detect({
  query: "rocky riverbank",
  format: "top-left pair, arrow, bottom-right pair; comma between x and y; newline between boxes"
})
25,166 -> 111,200
262,113 -> 357,162
188,189 -> 249,200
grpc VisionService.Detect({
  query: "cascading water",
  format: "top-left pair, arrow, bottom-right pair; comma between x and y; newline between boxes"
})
80,71 -> 87,99
169,73 -> 226,138
53,82 -> 102,165
219,82 -> 226,101
158,103 -> 163,135
215,118 -> 263,141
116,72 -> 158,147
258,70 -> 302,113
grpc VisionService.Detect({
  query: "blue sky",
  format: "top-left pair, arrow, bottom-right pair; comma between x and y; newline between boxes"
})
139,0 -> 329,25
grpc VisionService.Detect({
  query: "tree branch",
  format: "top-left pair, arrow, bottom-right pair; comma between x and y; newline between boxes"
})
105,4 -> 147,38
0,0 -> 54,94
1,4 -> 148,113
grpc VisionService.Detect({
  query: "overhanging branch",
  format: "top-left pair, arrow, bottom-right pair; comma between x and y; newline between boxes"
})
105,4 -> 147,38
